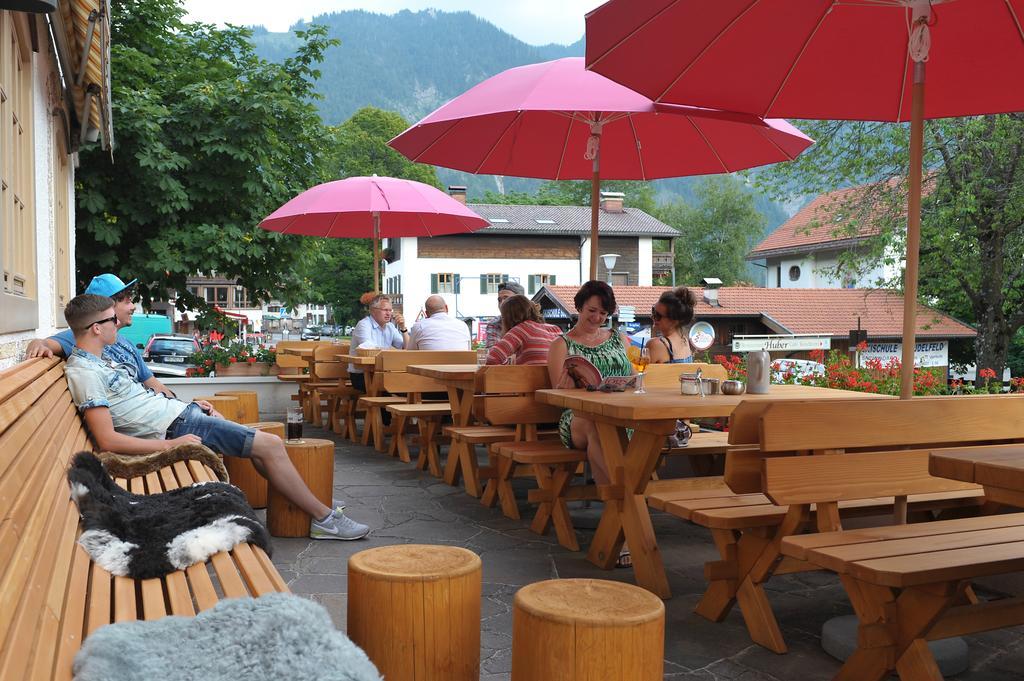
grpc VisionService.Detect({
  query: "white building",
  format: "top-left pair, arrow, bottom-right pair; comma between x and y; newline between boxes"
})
0,4 -> 113,369
382,189 -> 677,322
748,184 -> 903,289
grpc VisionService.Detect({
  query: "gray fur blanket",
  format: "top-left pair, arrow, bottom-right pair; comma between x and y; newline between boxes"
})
72,593 -> 382,681
68,451 -> 270,579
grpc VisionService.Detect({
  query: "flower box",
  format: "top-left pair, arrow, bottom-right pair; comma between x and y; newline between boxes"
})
215,361 -> 278,377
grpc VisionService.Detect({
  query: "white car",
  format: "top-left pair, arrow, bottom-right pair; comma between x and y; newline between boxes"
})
771,358 -> 825,382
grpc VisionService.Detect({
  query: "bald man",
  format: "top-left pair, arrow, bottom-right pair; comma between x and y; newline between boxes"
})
407,295 -> 472,351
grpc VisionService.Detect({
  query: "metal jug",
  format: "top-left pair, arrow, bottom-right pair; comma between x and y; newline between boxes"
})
746,350 -> 771,394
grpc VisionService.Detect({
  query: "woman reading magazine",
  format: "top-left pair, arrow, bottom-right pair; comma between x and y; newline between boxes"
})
547,281 -> 635,566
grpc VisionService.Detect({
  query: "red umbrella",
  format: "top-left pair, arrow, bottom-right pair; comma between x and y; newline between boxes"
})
388,57 -> 812,279
585,0 -> 1024,397
259,175 -> 489,291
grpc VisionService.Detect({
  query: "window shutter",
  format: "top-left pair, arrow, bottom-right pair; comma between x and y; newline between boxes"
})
502,274 -> 510,283
528,275 -> 537,295
430,273 -> 438,294
549,275 -> 556,286
454,273 -> 461,294
480,277 -> 487,294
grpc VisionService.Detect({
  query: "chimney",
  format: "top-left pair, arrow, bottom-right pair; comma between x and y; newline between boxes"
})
448,185 -> 467,205
599,190 -> 624,213
702,277 -> 723,307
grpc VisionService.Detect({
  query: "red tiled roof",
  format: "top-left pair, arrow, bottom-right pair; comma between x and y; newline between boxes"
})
748,187 -> 880,257
539,285 -> 976,339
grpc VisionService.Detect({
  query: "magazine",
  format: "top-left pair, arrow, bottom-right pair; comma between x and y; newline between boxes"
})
563,354 -> 637,392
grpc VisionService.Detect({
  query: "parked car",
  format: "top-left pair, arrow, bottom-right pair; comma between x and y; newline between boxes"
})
301,326 -> 321,341
319,324 -> 338,336
143,334 -> 200,365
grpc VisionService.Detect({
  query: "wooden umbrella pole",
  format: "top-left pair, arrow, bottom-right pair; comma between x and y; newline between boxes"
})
589,143 -> 601,282
900,61 -> 926,399
373,212 -> 382,294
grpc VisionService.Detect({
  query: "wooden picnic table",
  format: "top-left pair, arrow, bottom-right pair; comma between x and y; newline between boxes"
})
407,364 -> 479,426
930,443 -> 1024,508
535,384 -> 888,598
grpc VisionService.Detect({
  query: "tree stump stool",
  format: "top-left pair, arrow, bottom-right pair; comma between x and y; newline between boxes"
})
267,437 -> 334,537
511,578 -> 664,681
192,395 -> 240,422
215,390 -> 259,423
227,421 -> 283,508
348,544 -> 481,681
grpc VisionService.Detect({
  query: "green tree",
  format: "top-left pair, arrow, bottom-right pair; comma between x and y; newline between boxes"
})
656,176 -> 765,285
75,0 -> 338,310
306,107 -> 441,321
756,116 -> 1024,383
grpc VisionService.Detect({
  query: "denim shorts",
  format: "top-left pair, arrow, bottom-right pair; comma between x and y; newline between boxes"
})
166,403 -> 256,458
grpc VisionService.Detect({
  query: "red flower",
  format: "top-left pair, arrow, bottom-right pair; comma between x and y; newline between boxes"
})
205,359 -> 214,367
228,356 -> 237,363
856,340 -> 868,352
247,357 -> 257,364
980,368 -> 997,379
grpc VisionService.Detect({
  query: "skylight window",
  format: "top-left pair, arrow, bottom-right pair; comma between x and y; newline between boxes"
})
535,219 -> 556,224
489,218 -> 509,223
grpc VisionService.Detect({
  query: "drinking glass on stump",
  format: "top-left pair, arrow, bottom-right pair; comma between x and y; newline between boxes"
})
286,406 -> 304,443
634,346 -> 649,394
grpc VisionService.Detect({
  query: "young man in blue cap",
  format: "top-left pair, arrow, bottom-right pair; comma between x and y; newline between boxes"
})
26,273 -> 176,399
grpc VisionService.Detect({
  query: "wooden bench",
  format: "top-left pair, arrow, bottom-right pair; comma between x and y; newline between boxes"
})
274,340 -> 323,420
777,446 -> 1024,680
648,396 -> 1024,654
1,357 -> 289,681
442,365 -> 559,497
358,350 -> 476,454
470,367 -> 589,550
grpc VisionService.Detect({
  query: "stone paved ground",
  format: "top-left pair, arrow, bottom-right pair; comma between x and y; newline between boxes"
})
267,422 -> 1024,680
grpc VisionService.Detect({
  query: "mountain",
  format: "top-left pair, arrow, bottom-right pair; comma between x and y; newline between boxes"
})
249,9 -> 794,257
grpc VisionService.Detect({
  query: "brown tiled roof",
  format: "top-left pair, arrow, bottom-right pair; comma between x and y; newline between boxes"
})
538,285 -> 976,339
748,184 -> 889,258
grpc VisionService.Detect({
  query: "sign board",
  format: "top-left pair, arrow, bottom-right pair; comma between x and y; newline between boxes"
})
860,341 -> 948,368
618,305 -> 635,323
688,321 -> 716,351
732,335 -> 832,352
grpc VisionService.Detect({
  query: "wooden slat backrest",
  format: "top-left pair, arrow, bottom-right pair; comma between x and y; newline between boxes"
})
377,350 -> 477,395
644,362 -> 728,388
474,365 -> 561,426
764,449 -> 979,505
274,341 -> 318,370
723,400 -> 805,494
759,395 -> 1024,452
377,350 -> 478,371
314,342 -> 346,361
314,362 -> 349,380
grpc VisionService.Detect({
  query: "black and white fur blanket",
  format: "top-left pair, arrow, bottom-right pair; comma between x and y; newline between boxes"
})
68,451 -> 271,579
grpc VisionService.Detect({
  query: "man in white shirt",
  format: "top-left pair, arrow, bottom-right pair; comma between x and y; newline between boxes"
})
408,295 -> 471,350
348,294 -> 408,393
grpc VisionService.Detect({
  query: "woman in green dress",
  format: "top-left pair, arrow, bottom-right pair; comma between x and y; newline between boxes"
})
547,280 -> 635,486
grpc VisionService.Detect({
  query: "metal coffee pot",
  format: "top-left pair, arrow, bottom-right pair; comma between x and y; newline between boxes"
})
746,350 -> 771,394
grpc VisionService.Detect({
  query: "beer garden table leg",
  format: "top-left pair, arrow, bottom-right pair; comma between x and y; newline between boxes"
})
588,418 -> 675,599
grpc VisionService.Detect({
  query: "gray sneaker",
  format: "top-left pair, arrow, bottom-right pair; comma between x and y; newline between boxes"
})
333,498 -> 346,512
310,509 -> 370,541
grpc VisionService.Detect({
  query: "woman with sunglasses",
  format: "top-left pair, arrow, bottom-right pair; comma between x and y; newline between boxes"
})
648,287 -> 697,364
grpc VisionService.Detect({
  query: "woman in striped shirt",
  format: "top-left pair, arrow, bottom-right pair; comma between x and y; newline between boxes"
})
485,295 -> 562,366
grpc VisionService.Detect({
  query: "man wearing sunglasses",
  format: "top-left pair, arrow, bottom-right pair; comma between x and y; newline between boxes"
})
63,294 -> 370,541
25,273 -> 176,399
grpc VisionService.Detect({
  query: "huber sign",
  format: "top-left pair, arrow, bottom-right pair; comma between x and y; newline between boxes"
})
861,341 -> 948,368
732,335 -> 831,352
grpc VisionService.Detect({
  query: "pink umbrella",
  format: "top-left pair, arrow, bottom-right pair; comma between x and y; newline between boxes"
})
388,57 -> 813,279
259,175 -> 489,291
585,0 -> 1024,398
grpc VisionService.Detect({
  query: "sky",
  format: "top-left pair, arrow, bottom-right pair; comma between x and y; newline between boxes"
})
182,0 -> 600,46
